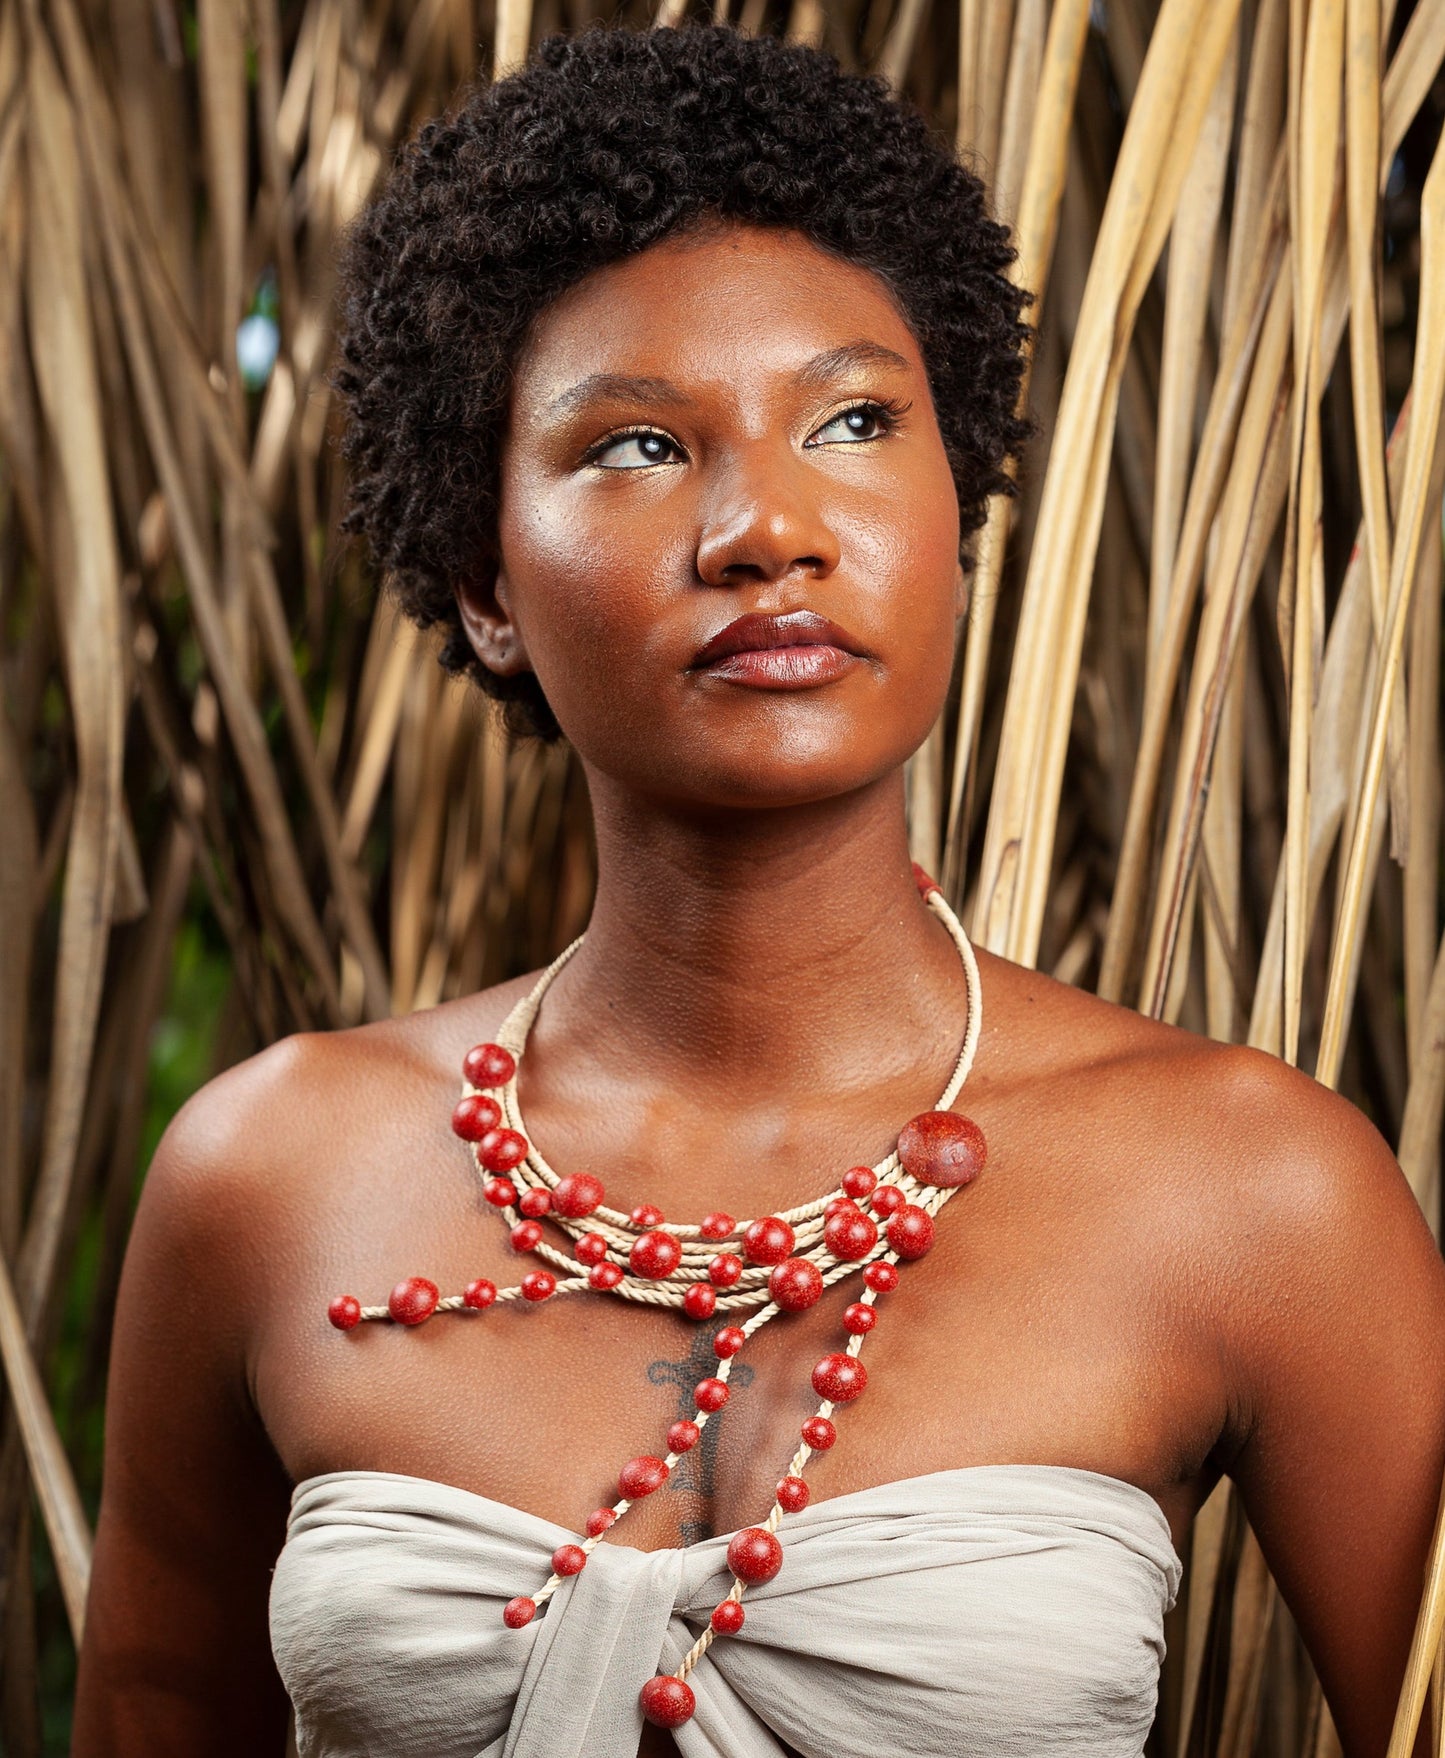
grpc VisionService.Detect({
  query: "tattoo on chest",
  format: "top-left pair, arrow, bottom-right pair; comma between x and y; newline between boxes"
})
647,1329 -> 755,1544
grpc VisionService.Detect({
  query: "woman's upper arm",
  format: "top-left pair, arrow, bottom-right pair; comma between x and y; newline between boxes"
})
1223,1057 -> 1445,1757
72,1064 -> 296,1757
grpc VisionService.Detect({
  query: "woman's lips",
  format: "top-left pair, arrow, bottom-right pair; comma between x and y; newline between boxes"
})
690,609 -> 868,690
698,645 -> 861,688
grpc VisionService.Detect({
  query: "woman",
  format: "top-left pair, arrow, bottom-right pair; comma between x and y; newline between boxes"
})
73,23 -> 1445,1758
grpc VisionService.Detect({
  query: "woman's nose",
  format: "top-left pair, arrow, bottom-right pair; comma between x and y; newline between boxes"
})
694,448 -> 842,587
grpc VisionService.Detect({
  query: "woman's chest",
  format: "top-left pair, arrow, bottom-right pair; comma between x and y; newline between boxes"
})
252,1130 -> 1223,1554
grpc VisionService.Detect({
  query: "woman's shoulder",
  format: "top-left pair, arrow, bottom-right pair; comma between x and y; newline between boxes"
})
134,973 -> 544,1256
981,955 -> 1443,1460
975,946 -> 1422,1285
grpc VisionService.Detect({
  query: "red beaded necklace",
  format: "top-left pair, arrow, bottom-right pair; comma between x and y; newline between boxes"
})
327,865 -> 988,1731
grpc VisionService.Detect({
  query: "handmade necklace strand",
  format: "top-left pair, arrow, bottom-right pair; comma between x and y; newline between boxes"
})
327,866 -> 988,1731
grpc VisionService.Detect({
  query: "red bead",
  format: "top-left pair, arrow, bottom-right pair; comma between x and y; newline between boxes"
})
825,1195 -> 859,1219
711,1599 -> 746,1634
668,1419 -> 701,1452
630,1229 -> 682,1279
842,1165 -> 878,1199
683,1283 -> 718,1320
502,1595 -> 536,1628
510,1219 -> 544,1252
802,1415 -> 837,1450
552,1543 -> 587,1576
864,1261 -> 900,1293
328,1294 -> 362,1330
464,1042 -> 516,1087
619,1456 -> 669,1499
824,1207 -> 878,1260
896,1110 -> 988,1188
630,1203 -> 665,1229
713,1325 -> 746,1358
552,1172 -> 605,1218
870,1184 -> 906,1218
589,1261 -> 624,1290
699,1211 -> 736,1241
842,1301 -> 876,1334
694,1377 -> 729,1412
464,1278 -> 498,1310
483,1176 -> 517,1208
812,1351 -> 867,1402
776,1475 -> 810,1512
768,1257 -> 824,1311
887,1205 -> 936,1260
585,1507 -> 617,1536
743,1216 -> 795,1266
575,1232 -> 609,1266
639,1675 -> 695,1729
521,1269 -> 556,1301
708,1253 -> 743,1288
911,861 -> 941,898
727,1526 -> 783,1584
451,1093 -> 501,1141
480,1128 -> 529,1173
388,1277 -> 439,1326
518,1188 -> 552,1218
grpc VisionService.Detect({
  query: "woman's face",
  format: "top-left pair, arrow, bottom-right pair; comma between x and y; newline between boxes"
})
460,220 -> 963,810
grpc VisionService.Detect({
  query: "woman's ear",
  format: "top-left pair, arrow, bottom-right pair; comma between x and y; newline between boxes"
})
454,567 -> 532,678
954,557 -> 972,623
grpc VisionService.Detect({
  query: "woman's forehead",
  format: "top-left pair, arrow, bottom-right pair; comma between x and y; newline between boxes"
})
509,223 -> 925,420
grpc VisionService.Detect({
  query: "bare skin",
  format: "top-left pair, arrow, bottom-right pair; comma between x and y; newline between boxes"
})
74,223 -> 1445,1758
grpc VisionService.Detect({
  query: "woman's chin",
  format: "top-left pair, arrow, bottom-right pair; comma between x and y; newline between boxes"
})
560,675 -> 946,815
594,744 -> 922,818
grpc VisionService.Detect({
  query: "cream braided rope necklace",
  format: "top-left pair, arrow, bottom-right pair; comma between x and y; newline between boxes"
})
327,866 -> 988,1731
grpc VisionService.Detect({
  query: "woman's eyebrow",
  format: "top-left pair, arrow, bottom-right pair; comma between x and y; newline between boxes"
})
544,373 -> 692,420
791,340 -> 912,388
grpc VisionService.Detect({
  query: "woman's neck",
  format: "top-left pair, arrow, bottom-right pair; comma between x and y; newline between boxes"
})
546,768 -> 970,1098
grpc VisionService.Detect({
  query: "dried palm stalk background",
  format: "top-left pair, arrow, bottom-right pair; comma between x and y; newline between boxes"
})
0,0 -> 1442,1747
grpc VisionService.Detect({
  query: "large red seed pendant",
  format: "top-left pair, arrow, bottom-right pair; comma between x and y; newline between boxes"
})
896,1111 -> 987,1188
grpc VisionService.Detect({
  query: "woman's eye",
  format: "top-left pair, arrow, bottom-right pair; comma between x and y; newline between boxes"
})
808,403 -> 897,446
591,431 -> 681,469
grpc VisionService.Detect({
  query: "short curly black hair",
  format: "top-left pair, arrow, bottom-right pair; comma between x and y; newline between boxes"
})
336,22 -> 1031,740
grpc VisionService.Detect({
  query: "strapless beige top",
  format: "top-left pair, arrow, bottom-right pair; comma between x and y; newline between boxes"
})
268,1462 -> 1181,1757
